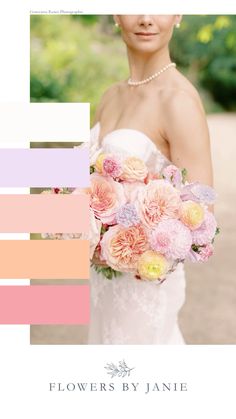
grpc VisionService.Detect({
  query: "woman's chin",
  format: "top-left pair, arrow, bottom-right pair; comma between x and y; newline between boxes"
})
131,43 -> 161,54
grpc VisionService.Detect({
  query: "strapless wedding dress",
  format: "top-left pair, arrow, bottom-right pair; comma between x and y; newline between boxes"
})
87,122 -> 186,344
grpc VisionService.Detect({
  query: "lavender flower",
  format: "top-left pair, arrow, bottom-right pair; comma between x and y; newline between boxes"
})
181,182 -> 217,204
191,184 -> 217,204
116,203 -> 140,227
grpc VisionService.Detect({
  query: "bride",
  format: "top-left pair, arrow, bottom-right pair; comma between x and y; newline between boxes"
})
87,15 -> 213,344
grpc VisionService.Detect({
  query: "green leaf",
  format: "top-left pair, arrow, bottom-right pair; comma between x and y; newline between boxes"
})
215,227 -> 220,235
181,168 -> 188,183
91,262 -> 123,280
101,224 -> 109,234
191,244 -> 200,253
212,226 -> 220,243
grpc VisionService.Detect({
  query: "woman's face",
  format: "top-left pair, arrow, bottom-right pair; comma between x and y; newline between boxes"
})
114,15 -> 181,54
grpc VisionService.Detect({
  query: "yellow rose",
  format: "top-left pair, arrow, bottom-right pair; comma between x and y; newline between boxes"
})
95,153 -> 107,173
180,201 -> 204,230
137,250 -> 169,281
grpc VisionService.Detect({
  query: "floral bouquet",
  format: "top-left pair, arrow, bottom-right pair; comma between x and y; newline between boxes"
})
41,149 -> 219,284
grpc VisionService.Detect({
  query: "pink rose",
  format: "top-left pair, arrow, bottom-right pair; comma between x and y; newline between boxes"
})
102,155 -> 123,178
191,210 -> 217,245
149,219 -> 192,260
188,243 -> 213,262
90,173 -> 126,224
199,243 -> 214,261
162,164 -> 182,188
137,179 -> 181,228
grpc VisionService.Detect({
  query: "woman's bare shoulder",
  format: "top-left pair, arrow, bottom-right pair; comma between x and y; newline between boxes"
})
159,70 -> 209,147
159,69 -> 204,114
100,81 -> 124,105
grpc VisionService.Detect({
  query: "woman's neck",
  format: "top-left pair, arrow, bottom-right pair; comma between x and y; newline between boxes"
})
126,46 -> 172,82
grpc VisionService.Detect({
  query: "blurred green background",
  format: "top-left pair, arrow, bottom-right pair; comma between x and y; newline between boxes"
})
30,15 -> 236,118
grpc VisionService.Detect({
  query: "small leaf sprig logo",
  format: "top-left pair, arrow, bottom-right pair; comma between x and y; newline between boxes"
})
104,359 -> 135,378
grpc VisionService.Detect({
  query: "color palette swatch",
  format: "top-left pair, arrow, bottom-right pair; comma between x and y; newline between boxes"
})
0,194 -> 89,233
0,111 -> 90,325
0,285 -> 90,324
0,103 -> 90,142
0,240 -> 89,279
0,148 -> 89,187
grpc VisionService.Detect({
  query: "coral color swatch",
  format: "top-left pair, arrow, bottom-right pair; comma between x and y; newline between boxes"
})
0,240 -> 89,279
0,285 -> 90,324
0,194 -> 89,233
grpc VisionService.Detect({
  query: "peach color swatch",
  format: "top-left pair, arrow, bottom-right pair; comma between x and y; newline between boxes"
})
0,240 -> 89,279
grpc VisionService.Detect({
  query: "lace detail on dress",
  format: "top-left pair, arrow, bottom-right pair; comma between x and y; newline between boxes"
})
89,267 -> 166,344
89,264 -> 185,344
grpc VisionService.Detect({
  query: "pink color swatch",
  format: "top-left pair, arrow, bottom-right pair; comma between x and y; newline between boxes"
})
0,285 -> 90,324
0,194 -> 89,233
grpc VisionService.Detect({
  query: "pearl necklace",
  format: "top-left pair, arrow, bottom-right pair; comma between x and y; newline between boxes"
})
128,62 -> 176,86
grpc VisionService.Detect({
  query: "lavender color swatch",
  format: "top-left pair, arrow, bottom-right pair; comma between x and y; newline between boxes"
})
0,147 -> 89,187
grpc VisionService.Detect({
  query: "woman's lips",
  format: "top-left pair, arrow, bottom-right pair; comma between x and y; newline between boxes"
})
135,32 -> 158,38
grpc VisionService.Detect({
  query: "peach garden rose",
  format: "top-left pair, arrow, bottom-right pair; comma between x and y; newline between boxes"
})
100,224 -> 149,272
120,156 -> 148,182
136,179 -> 181,228
90,173 -> 126,225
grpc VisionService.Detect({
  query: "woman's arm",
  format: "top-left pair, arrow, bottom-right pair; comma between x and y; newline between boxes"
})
163,89 -> 214,211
